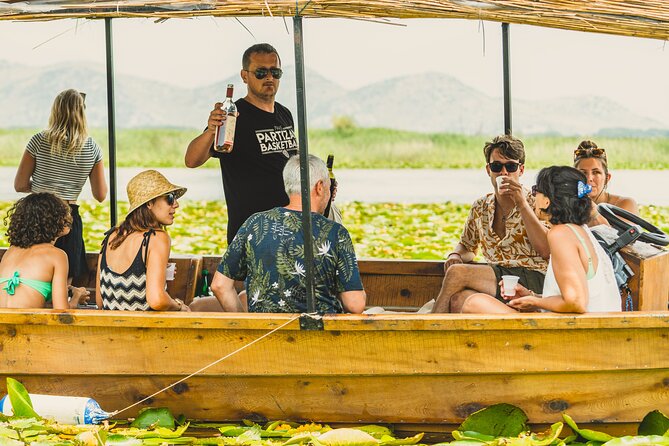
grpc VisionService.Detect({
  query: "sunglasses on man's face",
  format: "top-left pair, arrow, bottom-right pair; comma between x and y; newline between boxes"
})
248,67 -> 283,80
488,161 -> 521,173
574,147 -> 606,161
164,193 -> 176,206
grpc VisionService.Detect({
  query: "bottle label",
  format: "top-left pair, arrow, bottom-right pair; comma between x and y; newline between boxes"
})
222,115 -> 236,145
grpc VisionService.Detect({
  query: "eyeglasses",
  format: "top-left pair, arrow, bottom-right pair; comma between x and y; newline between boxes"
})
488,161 -> 521,173
531,185 -> 540,197
164,192 -> 176,206
246,67 -> 283,80
574,147 -> 606,161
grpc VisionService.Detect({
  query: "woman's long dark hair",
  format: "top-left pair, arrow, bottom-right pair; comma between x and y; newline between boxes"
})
109,202 -> 164,250
535,166 -> 592,226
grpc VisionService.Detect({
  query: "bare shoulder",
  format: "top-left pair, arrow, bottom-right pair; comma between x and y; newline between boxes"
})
40,244 -> 68,265
610,194 -> 639,214
151,230 -> 171,245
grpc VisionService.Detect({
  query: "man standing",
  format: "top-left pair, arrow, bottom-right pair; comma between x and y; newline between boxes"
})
185,43 -> 298,244
211,155 -> 366,314
432,135 -> 549,313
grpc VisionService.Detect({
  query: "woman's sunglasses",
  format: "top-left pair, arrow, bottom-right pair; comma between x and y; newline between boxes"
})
247,67 -> 283,80
164,192 -> 176,206
531,185 -> 540,197
488,161 -> 521,173
574,147 -> 606,161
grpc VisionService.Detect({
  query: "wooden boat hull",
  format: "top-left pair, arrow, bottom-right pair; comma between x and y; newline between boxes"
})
1,309 -> 668,436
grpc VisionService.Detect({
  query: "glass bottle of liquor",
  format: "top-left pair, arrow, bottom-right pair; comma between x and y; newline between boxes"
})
214,84 -> 237,153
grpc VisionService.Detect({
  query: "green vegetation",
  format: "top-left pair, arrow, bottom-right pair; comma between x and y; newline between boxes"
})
1,200 -> 667,259
2,127 -> 668,169
4,379 -> 669,445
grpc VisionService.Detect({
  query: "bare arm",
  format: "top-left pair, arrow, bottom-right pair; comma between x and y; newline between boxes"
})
339,290 -> 366,314
89,160 -> 108,202
95,253 -> 103,309
444,242 -> 476,272
211,271 -> 244,312
14,151 -> 35,192
145,231 -> 190,311
50,250 -> 70,310
184,103 -> 223,168
504,178 -> 550,259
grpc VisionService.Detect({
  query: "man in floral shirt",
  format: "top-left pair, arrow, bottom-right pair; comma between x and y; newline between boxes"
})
211,155 -> 366,313
432,135 -> 549,313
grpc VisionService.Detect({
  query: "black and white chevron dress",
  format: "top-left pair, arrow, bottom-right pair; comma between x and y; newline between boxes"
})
99,230 -> 154,311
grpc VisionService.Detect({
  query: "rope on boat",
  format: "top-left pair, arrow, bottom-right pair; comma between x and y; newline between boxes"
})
108,313 -> 304,418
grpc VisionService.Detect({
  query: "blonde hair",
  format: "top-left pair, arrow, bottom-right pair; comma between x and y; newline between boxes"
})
44,89 -> 88,158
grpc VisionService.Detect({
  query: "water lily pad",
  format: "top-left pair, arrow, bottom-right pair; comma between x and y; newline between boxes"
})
637,410 -> 669,436
562,414 -> 613,443
457,403 -> 529,437
5,378 -> 40,419
130,407 -> 175,429
602,436 -> 669,445
313,428 -> 379,446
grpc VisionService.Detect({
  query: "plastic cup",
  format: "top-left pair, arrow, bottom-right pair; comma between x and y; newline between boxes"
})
495,175 -> 506,191
166,262 -> 176,281
501,275 -> 520,297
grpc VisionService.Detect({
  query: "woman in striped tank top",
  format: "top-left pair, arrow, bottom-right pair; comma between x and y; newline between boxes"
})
14,89 -> 108,283
95,170 -> 190,312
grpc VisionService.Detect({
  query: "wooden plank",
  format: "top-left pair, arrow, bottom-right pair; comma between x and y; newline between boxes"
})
1,318 -> 667,375
639,250 -> 669,311
2,372 -> 666,426
1,309 -> 668,330
363,274 -> 441,309
358,260 -> 444,276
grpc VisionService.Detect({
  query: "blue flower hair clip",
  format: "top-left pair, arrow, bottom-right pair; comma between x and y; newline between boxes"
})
577,180 -> 592,198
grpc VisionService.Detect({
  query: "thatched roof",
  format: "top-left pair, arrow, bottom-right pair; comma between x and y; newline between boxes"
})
1,0 -> 668,41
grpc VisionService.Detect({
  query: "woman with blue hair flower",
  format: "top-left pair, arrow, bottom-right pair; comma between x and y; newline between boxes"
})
461,166 -> 620,314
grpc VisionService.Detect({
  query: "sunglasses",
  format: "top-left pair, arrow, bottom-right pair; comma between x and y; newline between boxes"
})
574,147 -> 606,161
531,185 -> 541,197
488,161 -> 521,173
247,67 -> 283,80
164,192 -> 176,206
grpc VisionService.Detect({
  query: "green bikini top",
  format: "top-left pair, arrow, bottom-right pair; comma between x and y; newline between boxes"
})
0,271 -> 53,302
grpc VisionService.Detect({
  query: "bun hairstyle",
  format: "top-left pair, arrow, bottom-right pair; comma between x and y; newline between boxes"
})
574,140 -> 609,177
535,166 -> 592,226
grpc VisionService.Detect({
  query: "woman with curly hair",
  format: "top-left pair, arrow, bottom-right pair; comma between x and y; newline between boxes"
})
14,89 -> 108,283
573,140 -> 639,225
461,166 -> 620,314
0,193 -> 90,309
96,170 -> 191,312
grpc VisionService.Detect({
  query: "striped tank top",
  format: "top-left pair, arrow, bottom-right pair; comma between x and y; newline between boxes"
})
99,229 -> 154,311
27,131 -> 103,201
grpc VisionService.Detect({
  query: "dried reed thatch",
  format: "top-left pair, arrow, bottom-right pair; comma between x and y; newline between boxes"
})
1,0 -> 668,41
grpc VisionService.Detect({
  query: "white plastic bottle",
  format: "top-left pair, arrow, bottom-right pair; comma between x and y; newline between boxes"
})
0,393 -> 111,424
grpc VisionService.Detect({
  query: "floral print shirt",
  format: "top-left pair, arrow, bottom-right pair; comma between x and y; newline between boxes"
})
218,207 -> 364,313
460,189 -> 548,273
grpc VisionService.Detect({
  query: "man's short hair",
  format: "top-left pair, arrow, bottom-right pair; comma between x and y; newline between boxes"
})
483,135 -> 526,164
283,155 -> 329,196
242,43 -> 281,70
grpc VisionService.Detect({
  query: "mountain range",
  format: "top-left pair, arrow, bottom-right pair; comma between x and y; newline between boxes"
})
0,60 -> 665,136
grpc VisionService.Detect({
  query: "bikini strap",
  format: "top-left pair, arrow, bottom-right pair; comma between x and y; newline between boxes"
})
2,271 -> 20,296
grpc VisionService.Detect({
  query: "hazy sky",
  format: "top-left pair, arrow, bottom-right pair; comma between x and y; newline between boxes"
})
1,16 -> 668,126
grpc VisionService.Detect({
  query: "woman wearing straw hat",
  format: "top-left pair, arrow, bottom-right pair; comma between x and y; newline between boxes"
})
14,89 -> 108,284
95,170 -> 190,311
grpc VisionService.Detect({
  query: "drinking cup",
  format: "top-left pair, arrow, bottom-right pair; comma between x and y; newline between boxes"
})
166,262 -> 176,281
495,175 -> 507,191
501,275 -> 520,297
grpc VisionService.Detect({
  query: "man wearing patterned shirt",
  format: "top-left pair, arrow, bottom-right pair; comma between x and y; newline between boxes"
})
432,135 -> 549,313
211,154 -> 366,313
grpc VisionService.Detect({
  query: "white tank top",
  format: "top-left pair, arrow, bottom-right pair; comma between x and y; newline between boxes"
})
542,224 -> 621,312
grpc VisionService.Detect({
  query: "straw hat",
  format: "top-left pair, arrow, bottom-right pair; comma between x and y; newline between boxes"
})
126,170 -> 187,216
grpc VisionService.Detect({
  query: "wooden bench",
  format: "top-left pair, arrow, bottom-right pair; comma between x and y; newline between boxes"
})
0,248 -> 203,305
199,250 -> 669,311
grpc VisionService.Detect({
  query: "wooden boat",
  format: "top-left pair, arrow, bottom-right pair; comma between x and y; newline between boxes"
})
1,249 -> 668,439
2,0 -> 669,440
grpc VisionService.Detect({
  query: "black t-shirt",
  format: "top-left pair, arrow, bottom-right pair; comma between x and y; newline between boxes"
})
210,98 -> 298,243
